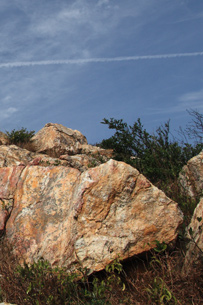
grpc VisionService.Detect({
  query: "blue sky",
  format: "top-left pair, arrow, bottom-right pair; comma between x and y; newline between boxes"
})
0,0 -> 203,144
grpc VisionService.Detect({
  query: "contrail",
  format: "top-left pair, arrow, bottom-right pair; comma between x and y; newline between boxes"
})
0,51 -> 203,68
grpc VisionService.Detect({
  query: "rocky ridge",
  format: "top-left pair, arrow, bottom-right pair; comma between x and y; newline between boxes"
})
0,123 -> 184,274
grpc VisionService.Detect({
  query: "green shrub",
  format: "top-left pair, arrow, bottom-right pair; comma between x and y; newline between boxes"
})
6,127 -> 35,145
99,117 -> 203,185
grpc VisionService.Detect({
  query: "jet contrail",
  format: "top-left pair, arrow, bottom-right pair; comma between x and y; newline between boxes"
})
0,51 -> 203,68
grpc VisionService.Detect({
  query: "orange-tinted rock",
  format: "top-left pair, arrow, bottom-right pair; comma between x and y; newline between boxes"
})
6,165 -> 81,268
0,166 -> 24,198
73,160 -> 183,271
5,160 -> 183,273
0,166 -> 24,233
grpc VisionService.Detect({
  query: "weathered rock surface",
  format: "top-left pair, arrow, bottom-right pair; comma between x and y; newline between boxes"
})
76,144 -> 113,159
59,154 -> 102,172
0,145 -> 69,168
183,197 -> 203,273
179,150 -> 203,199
1,160 -> 183,274
0,144 -> 111,172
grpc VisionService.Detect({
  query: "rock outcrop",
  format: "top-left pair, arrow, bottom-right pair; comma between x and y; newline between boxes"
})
179,150 -> 203,199
0,123 -> 184,275
0,159 -> 183,274
31,123 -> 88,157
25,122 -> 113,171
0,144 -> 112,173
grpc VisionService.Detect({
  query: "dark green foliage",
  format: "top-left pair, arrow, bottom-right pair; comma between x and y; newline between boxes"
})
6,127 -> 35,145
100,117 -> 203,184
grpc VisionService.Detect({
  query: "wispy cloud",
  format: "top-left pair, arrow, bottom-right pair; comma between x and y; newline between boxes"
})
0,107 -> 18,119
0,51 -> 203,69
179,89 -> 203,103
146,89 -> 203,116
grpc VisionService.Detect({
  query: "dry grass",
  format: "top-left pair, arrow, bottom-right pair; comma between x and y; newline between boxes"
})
121,249 -> 203,305
0,238 -> 202,305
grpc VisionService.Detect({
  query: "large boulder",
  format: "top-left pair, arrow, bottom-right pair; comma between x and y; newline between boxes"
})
31,123 -> 88,157
31,123 -> 113,162
2,160 -> 183,274
179,150 -> 203,199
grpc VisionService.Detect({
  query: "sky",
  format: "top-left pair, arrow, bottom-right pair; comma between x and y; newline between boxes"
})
0,0 -> 203,144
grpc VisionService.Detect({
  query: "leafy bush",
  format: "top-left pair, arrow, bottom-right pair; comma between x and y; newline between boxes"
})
99,115 -> 203,185
6,127 -> 35,145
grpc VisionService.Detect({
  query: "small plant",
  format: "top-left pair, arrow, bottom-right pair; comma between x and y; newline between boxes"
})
6,127 -> 35,145
146,277 -> 177,305
153,240 -> 167,254
187,216 -> 203,258
53,159 -> 61,166
82,258 -> 125,303
88,159 -> 99,168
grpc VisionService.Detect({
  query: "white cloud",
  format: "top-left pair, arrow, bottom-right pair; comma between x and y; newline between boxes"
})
0,107 -> 18,119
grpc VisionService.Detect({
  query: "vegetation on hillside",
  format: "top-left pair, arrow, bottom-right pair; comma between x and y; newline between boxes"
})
99,110 -> 203,185
0,238 -> 202,304
5,127 -> 35,150
0,110 -> 203,304
6,127 -> 35,145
